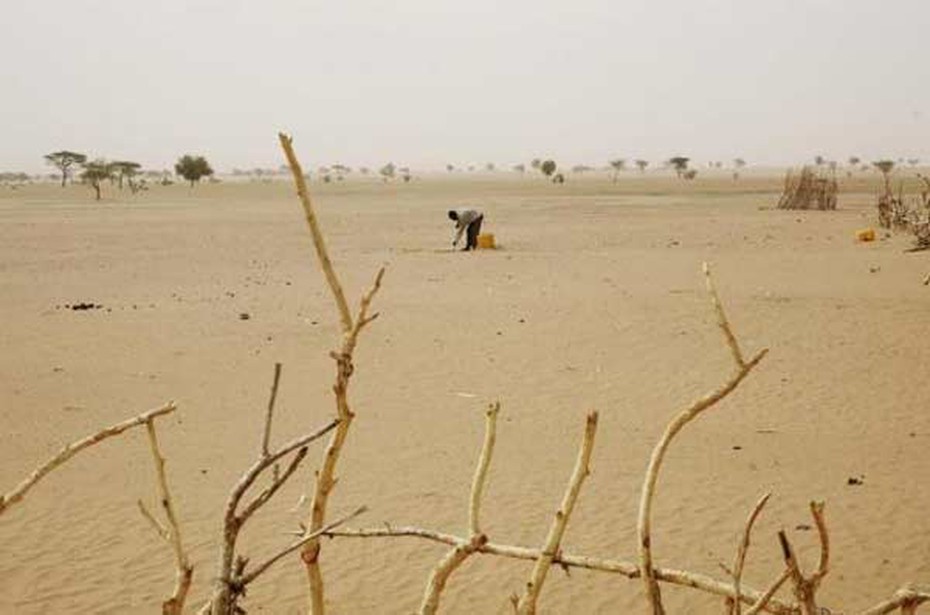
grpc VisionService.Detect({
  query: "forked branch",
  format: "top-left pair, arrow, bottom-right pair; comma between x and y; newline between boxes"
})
0,402 -> 176,517
638,264 -> 768,615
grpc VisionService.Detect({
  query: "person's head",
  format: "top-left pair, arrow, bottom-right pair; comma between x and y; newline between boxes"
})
447,210 -> 459,221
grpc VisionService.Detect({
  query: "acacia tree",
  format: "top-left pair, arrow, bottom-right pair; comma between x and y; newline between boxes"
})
873,160 -> 895,194
668,156 -> 689,178
80,159 -> 114,201
379,162 -> 395,182
635,159 -> 649,173
174,155 -> 214,187
540,159 -> 557,180
111,161 -> 141,190
44,151 -> 87,187
609,158 -> 626,183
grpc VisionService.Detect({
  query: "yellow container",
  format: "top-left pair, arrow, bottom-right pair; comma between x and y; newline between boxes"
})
855,228 -> 875,242
477,233 -> 496,249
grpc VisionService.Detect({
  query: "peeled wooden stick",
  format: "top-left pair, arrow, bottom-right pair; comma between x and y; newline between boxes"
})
860,588 -> 930,614
469,402 -> 500,536
516,411 -> 599,615
279,133 -> 386,615
324,526 -> 799,614
419,402 -> 500,615
143,419 -> 192,615
638,265 -> 767,615
278,132 -> 352,333
744,569 -> 790,615
0,402 -> 176,516
728,492 -> 773,615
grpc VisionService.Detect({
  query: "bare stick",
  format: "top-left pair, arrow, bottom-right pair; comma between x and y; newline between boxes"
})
704,262 -> 746,367
809,501 -> 829,586
324,526 -> 800,614
210,419 -> 339,614
238,505 -> 368,587
419,402 -> 500,615
860,588 -> 930,615
138,499 -> 169,540
638,328 -> 766,612
469,401 -> 499,536
0,402 -> 176,516
261,362 -> 283,457
516,411 -> 599,615
144,419 -> 193,615
299,268 -> 384,615
744,569 -> 791,615
419,534 -> 488,615
728,492 -> 773,615
278,132 -> 353,333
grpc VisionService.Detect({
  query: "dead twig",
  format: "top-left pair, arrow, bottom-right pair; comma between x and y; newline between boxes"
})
419,402 -> 500,615
142,418 -> 192,615
728,492 -> 773,615
516,411 -> 599,615
859,588 -> 930,614
777,502 -> 828,615
638,264 -> 767,615
0,402 -> 176,517
279,133 -> 386,615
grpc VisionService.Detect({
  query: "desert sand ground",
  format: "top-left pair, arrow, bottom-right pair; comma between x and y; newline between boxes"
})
1,171 -> 928,614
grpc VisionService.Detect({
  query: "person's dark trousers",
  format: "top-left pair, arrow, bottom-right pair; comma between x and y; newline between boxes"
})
465,215 -> 484,251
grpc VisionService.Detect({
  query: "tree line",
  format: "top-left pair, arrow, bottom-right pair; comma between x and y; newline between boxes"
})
42,151 -> 214,200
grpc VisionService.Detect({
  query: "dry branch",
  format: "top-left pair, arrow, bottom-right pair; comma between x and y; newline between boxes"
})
744,570 -> 791,615
209,417 -> 339,615
516,411 -> 599,615
777,503 -> 829,615
860,588 -> 930,615
0,402 -> 176,517
419,402 -> 500,615
638,264 -> 767,615
261,362 -> 283,457
143,418 -> 192,615
278,132 -> 385,615
728,493 -> 773,615
324,526 -> 800,614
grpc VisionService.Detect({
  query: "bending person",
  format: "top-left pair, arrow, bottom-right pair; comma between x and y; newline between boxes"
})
448,208 -> 484,251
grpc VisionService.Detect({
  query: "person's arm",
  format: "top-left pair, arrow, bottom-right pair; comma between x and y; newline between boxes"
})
452,221 -> 466,246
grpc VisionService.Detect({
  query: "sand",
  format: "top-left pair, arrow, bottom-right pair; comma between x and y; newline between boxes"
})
1,172 -> 928,613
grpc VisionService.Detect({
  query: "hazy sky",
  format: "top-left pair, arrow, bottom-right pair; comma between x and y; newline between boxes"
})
2,0 -> 928,173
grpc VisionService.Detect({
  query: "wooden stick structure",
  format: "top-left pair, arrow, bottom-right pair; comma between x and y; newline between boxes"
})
637,263 -> 768,615
278,132 -> 386,615
516,411 -> 599,615
0,402 -> 176,517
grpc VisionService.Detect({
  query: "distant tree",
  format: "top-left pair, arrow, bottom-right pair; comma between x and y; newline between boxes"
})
682,169 -> 698,181
609,159 -> 626,182
572,165 -> 594,174
379,162 -> 396,181
733,158 -> 746,169
635,159 -> 649,173
828,160 -> 838,173
45,151 -> 87,187
540,159 -> 557,179
80,159 -> 114,200
530,158 -> 542,171
814,155 -> 825,166
110,161 -> 141,190
848,156 -> 861,167
667,156 -> 690,178
174,155 -> 213,187
398,166 -> 412,182
446,164 -> 455,173
485,162 -> 495,172
908,158 -> 920,167
552,172 -> 565,184
358,167 -> 370,175
512,164 -> 525,174
873,160 -> 895,194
